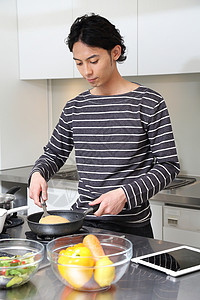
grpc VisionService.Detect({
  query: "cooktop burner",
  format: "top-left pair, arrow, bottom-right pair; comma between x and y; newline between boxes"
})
25,227 -> 89,244
0,233 -> 10,239
4,215 -> 24,229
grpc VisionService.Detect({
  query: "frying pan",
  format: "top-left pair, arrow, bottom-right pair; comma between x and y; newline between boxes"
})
27,204 -> 99,237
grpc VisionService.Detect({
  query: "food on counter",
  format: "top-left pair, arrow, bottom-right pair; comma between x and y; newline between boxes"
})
0,253 -> 37,288
58,243 -> 95,289
39,215 -> 69,224
83,234 -> 105,262
83,234 -> 115,287
94,256 -> 115,287
58,234 -> 115,289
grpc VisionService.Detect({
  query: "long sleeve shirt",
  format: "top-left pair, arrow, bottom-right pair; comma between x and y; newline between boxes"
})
29,85 -> 180,225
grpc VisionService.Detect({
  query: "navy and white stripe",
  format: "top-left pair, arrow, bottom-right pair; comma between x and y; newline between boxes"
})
30,85 -> 180,225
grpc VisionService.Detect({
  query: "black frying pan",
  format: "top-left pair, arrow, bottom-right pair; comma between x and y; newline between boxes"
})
27,204 -> 99,237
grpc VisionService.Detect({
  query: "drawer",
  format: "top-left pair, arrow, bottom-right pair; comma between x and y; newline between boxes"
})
163,227 -> 200,248
164,206 -> 200,231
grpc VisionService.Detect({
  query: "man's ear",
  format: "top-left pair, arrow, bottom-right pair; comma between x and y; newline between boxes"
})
111,45 -> 121,61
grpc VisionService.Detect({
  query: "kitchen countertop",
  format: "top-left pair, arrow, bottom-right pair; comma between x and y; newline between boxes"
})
0,165 -> 78,190
1,165 -> 200,207
1,218 -> 200,300
151,175 -> 200,208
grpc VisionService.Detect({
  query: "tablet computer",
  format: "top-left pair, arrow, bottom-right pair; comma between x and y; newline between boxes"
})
131,245 -> 200,277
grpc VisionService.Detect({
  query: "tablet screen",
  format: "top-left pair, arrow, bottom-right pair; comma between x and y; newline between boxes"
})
132,246 -> 200,276
142,248 -> 200,271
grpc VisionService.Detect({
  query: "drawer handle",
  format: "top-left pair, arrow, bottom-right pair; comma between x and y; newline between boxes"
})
168,218 -> 178,226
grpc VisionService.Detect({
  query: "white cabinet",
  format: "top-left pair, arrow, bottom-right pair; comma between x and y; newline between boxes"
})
72,0 -> 137,78
138,0 -> 200,75
17,1 -> 200,79
150,201 -> 163,240
17,0 -> 137,79
17,0 -> 73,79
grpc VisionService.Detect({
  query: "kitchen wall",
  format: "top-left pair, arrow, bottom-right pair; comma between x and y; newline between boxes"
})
0,0 -> 48,170
51,72 -> 200,176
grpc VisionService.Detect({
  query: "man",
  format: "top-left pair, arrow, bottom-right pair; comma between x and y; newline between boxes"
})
29,14 -> 180,237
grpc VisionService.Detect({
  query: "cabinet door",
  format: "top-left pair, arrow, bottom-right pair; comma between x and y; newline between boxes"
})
17,0 -> 73,79
163,227 -> 200,248
72,0 -> 137,78
150,202 -> 163,240
138,0 -> 200,75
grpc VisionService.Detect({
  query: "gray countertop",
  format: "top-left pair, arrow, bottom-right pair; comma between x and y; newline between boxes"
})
151,175 -> 200,208
0,165 -> 78,190
1,165 -> 200,207
1,218 -> 200,300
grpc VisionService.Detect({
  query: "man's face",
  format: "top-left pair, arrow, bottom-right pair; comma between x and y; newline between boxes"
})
72,41 -> 117,89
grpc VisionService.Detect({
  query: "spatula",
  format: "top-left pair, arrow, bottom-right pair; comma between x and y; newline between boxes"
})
40,198 -> 51,219
39,197 -> 69,224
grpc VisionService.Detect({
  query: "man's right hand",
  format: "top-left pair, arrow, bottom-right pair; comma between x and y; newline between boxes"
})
29,172 -> 48,207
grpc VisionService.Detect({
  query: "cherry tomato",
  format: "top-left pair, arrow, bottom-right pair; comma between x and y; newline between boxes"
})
1,268 -> 8,275
10,259 -> 20,265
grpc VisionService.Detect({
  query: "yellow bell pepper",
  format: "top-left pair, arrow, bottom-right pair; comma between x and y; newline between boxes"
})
58,244 -> 94,289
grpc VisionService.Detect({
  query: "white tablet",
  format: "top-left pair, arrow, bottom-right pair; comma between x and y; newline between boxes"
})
131,245 -> 200,277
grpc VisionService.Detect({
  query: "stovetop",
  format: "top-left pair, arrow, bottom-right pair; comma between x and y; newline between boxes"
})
25,227 -> 89,244
4,214 -> 24,229
0,215 -> 24,239
164,175 -> 196,190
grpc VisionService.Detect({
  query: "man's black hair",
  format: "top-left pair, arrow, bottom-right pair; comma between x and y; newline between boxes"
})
66,13 -> 127,63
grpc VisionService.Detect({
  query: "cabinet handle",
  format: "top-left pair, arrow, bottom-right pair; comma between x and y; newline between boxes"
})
168,218 -> 178,226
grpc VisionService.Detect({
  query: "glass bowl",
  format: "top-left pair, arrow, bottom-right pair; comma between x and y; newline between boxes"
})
0,239 -> 44,289
47,233 -> 132,291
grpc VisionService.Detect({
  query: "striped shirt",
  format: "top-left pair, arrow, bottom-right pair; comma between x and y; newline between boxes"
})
30,85 -> 180,225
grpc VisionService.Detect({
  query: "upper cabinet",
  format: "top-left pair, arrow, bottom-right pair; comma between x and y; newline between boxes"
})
17,0 -> 73,79
17,0 -> 200,79
17,0 -> 137,79
138,0 -> 200,75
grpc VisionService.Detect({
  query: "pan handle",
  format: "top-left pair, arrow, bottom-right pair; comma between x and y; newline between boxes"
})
84,204 -> 100,216
6,186 -> 21,195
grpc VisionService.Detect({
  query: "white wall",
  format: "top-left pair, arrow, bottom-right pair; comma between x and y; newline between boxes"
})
51,73 -> 200,176
0,0 -> 48,170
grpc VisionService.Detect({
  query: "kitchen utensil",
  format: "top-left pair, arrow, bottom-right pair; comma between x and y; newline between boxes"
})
0,206 -> 29,233
40,198 -> 50,219
0,186 -> 21,210
47,233 -> 132,291
0,238 -> 44,289
27,204 -> 99,237
39,199 -> 69,224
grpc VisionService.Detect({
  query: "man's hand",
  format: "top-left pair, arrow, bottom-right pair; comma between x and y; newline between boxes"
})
89,188 -> 127,217
29,172 -> 48,207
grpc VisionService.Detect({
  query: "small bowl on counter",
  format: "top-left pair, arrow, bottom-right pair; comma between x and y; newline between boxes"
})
47,233 -> 133,292
0,239 -> 44,289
